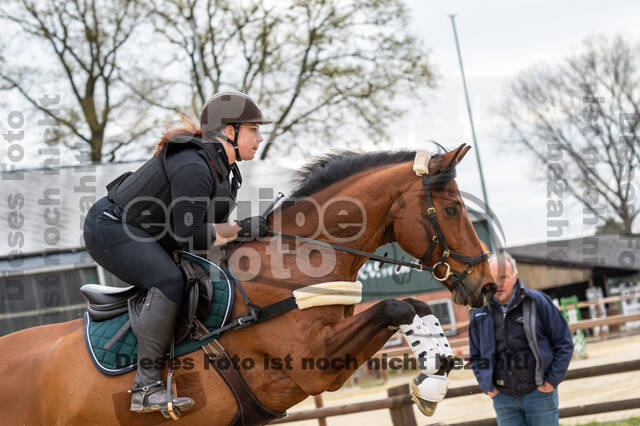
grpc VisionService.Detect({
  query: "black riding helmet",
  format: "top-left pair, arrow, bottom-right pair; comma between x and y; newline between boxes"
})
200,91 -> 272,161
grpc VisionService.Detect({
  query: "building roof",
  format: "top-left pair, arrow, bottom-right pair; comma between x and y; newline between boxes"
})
507,234 -> 640,271
1,158 -> 493,275
0,159 -> 295,261
0,249 -> 94,275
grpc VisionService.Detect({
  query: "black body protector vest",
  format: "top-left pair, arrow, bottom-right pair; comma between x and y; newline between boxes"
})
106,135 -> 241,238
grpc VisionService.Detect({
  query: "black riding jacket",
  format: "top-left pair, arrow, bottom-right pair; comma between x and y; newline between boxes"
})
106,135 -> 240,251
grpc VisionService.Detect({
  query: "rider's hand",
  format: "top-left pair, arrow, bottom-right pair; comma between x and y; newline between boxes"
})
235,216 -> 269,240
486,387 -> 499,398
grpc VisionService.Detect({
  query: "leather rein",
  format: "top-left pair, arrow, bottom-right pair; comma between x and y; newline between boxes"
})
195,151 -> 490,343
269,153 -> 490,293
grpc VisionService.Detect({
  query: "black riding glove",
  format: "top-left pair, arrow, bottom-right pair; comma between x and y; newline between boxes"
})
235,216 -> 269,240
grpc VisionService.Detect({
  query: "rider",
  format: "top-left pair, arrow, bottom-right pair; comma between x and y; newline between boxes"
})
83,90 -> 271,414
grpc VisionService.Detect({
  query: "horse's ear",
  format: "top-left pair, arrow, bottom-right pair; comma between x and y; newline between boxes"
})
451,143 -> 471,166
428,143 -> 472,174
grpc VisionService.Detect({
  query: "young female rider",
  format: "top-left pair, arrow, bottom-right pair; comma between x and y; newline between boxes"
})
83,91 -> 271,414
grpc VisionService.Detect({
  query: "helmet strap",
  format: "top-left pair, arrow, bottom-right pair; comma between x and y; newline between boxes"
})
209,123 -> 242,163
232,124 -> 241,162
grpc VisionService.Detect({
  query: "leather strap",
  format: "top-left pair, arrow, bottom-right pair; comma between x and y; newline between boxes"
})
267,163 -> 489,293
256,297 -> 298,322
194,297 -> 298,342
209,126 -> 242,162
201,340 -> 286,425
166,339 -> 179,420
271,231 -> 426,271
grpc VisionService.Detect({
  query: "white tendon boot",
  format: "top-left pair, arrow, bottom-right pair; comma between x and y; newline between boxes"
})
399,314 -> 453,416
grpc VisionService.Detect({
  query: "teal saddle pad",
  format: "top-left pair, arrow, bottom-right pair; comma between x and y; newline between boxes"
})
83,254 -> 234,376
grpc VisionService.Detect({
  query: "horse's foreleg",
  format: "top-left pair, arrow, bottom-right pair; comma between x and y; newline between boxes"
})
289,299 -> 416,394
325,326 -> 394,391
401,297 -> 434,317
326,297 -> 436,389
323,298 -> 417,358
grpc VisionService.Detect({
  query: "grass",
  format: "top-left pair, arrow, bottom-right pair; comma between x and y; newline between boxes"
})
563,417 -> 640,426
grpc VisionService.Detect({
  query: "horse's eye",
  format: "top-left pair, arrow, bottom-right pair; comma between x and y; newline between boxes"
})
444,206 -> 459,216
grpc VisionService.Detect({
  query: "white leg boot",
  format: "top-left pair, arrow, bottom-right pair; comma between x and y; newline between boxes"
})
400,314 -> 453,416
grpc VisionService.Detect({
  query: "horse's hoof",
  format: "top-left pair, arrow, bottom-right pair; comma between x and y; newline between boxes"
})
410,378 -> 439,416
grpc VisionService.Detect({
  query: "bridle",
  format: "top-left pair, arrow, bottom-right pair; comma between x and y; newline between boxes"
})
267,150 -> 490,292
194,150 -> 493,344
416,172 -> 490,292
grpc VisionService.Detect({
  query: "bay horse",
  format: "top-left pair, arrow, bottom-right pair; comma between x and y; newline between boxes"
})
0,144 -> 496,425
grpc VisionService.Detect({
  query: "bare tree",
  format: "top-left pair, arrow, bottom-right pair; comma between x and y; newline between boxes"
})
0,0 -> 159,162
500,35 -> 640,234
143,0 -> 436,158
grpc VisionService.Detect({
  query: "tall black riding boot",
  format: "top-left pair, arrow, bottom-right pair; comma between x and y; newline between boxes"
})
129,287 -> 195,413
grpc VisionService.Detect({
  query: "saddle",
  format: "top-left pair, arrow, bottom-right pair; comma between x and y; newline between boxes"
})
81,251 -> 287,424
82,252 -> 235,375
81,251 -> 221,344
81,284 -> 139,321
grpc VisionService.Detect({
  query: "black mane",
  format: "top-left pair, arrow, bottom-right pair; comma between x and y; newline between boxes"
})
290,150 -> 418,198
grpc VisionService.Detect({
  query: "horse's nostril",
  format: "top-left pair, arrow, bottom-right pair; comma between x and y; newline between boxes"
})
482,282 -> 497,298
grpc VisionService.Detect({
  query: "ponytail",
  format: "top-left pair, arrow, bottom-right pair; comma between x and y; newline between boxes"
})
152,115 -> 203,157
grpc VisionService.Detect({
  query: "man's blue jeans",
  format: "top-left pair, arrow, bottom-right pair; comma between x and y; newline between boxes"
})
491,389 -> 559,426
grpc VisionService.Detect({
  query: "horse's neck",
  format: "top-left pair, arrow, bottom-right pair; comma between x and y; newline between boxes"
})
275,163 -> 413,281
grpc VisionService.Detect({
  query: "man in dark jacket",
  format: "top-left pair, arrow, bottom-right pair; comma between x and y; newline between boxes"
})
469,252 -> 573,426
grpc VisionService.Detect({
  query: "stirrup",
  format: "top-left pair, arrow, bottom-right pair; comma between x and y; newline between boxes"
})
160,393 -> 195,420
160,338 -> 195,420
129,380 -> 194,417
164,367 -> 179,420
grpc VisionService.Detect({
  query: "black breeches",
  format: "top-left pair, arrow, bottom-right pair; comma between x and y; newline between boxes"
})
83,196 -> 185,304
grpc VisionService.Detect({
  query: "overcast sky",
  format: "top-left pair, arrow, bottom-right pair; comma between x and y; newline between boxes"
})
2,0 -> 639,248
394,0 -> 640,246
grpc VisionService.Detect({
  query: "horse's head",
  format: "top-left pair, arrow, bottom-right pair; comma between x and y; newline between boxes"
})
391,144 -> 496,308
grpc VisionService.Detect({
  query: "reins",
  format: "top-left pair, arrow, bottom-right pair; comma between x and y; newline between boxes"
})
196,150 -> 490,342
268,230 -> 426,271
266,151 -> 490,293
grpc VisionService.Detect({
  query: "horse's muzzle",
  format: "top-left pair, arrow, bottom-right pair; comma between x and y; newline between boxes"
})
480,282 -> 497,306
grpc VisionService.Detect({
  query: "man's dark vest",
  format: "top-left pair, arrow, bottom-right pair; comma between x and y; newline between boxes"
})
106,135 -> 240,237
490,285 -> 537,397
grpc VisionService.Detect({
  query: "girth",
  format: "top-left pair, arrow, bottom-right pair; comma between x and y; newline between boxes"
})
198,330 -> 287,425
